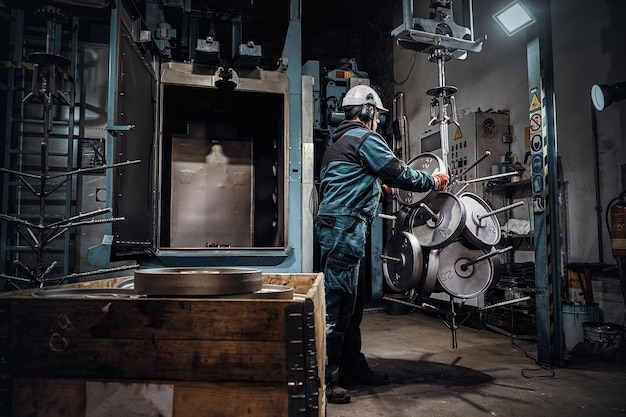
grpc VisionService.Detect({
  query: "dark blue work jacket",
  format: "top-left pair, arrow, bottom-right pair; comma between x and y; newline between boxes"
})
317,120 -> 435,224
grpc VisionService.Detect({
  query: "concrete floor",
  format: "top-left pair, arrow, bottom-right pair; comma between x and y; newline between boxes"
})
327,308 -> 626,417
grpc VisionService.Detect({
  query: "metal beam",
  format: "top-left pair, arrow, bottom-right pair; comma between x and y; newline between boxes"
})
526,0 -> 564,366
283,0 -> 304,272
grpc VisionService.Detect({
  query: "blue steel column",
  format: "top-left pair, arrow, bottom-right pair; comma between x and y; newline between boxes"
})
527,0 -> 564,366
282,0 -> 303,272
105,4 -> 119,238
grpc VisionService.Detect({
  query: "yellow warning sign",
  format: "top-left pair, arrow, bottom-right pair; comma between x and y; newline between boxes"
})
454,126 -> 463,140
529,93 -> 541,111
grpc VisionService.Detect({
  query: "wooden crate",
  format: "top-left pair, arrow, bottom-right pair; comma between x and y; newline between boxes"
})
0,273 -> 326,417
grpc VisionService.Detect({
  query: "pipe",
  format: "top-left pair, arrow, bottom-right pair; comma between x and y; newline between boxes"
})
402,0 -> 413,31
591,102 -> 604,262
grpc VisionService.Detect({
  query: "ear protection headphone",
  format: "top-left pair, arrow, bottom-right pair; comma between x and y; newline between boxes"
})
359,103 -> 376,122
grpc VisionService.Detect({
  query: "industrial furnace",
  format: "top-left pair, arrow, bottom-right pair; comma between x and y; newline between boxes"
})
157,63 -> 288,252
100,0 -> 311,274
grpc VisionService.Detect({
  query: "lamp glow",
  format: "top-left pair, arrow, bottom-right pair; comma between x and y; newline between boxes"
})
493,1 -> 536,36
591,82 -> 626,111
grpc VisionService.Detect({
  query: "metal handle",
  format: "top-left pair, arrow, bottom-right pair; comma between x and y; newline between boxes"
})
457,150 -> 491,181
461,170 -> 520,184
380,254 -> 403,263
419,202 -> 440,222
476,201 -> 525,221
460,246 -> 513,270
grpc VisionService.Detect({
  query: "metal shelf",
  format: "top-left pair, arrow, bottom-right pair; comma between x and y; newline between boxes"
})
485,178 -> 531,193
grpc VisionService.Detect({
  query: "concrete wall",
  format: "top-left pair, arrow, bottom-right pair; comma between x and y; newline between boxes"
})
392,0 -> 625,266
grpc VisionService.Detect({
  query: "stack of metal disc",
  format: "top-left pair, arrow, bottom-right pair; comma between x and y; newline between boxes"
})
383,151 -> 517,301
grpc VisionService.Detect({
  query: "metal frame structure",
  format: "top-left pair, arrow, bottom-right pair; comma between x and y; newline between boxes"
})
0,6 -> 78,286
0,4 -> 140,289
383,0 -> 535,348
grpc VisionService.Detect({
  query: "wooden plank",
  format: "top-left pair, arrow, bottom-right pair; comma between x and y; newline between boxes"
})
11,337 -> 287,381
173,381 -> 288,417
309,275 -> 327,413
263,274 -> 318,295
13,378 -> 289,417
13,378 -> 86,417
4,298 -> 291,340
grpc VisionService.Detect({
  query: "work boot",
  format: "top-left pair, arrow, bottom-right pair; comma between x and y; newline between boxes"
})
326,385 -> 351,404
340,369 -> 390,386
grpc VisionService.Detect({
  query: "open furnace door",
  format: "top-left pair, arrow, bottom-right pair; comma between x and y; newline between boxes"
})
109,2 -> 157,259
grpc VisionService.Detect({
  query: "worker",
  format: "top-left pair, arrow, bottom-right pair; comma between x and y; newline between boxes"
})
316,84 -> 449,404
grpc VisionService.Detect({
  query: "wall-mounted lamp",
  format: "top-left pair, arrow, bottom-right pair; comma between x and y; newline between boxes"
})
493,1 -> 536,36
591,82 -> 626,111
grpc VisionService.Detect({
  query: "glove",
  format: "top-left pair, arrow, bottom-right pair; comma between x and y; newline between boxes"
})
432,172 -> 449,191
381,184 -> 393,197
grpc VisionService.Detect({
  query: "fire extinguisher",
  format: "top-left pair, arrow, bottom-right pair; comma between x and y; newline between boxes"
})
608,190 -> 626,257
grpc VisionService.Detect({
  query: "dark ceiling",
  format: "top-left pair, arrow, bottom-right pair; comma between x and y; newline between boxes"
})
0,0 -> 397,96
155,0 -> 397,72
0,0 -> 395,70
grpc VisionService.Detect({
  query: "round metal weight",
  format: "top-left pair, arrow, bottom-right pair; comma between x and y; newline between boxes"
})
394,206 -> 414,232
219,284 -> 294,299
409,192 -> 466,249
459,192 -> 502,249
133,267 -> 263,297
31,288 -> 140,298
116,277 -> 291,299
488,248 -> 502,290
418,249 -> 440,299
436,241 -> 494,299
27,52 -> 71,67
382,231 -> 424,293
395,153 -> 446,207
116,278 -> 135,290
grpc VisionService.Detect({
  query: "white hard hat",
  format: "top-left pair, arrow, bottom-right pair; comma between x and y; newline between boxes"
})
341,85 -> 389,113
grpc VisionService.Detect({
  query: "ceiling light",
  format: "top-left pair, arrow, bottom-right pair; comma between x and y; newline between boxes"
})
493,1 -> 536,36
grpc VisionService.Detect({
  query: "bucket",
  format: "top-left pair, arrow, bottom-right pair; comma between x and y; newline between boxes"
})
562,303 -> 600,351
582,322 -> 624,353
583,322 -> 624,343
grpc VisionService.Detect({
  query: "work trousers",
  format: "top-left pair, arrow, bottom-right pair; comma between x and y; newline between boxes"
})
316,214 -> 370,386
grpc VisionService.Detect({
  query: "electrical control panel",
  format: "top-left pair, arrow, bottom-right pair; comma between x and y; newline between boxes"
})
420,111 -> 511,195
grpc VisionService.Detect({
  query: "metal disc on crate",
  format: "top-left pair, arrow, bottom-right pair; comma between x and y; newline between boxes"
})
459,192 -> 502,249
31,288 -> 140,298
116,278 -> 135,290
220,284 -> 294,299
382,231 -> 424,293
409,192 -> 466,248
117,276 -> 291,299
436,241 -> 494,299
395,152 -> 446,207
133,267 -> 263,297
